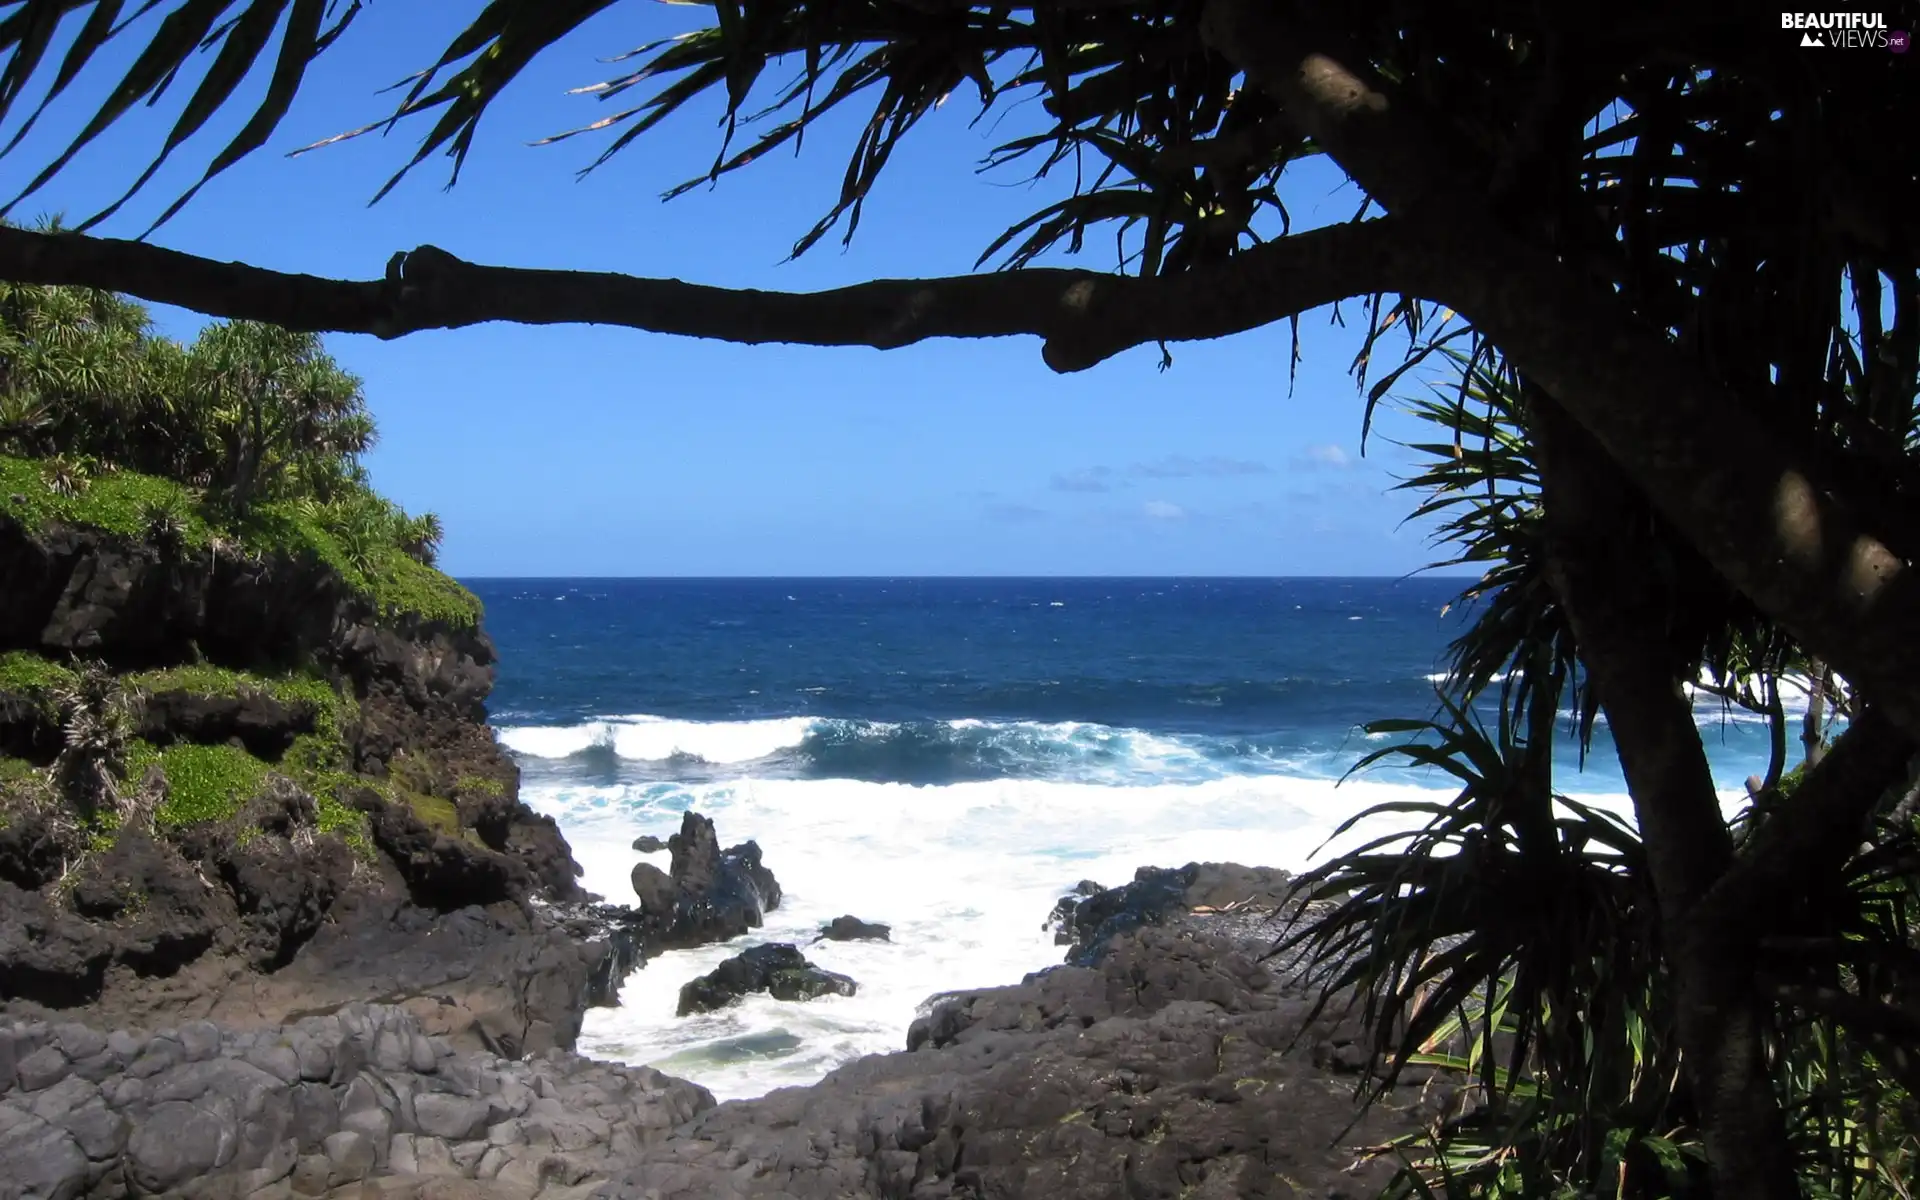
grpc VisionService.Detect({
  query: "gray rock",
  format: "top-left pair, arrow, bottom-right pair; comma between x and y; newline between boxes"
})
289,1151 -> 332,1195
50,1024 -> 107,1063
408,1033 -> 438,1075
179,1020 -> 223,1062
386,1132 -> 460,1177
14,1044 -> 69,1092
322,1129 -> 376,1183
126,1036 -> 180,1079
57,1095 -> 129,1161
125,1099 -> 232,1193
815,915 -> 891,942
629,862 -> 675,917
338,1077 -> 394,1150
0,1032 -> 18,1094
104,1030 -> 144,1061
289,1081 -> 340,1151
288,1030 -> 333,1082
0,1105 -> 88,1200
413,1092 -> 492,1141
67,1050 -> 121,1084
245,1039 -> 303,1086
372,1028 -> 412,1073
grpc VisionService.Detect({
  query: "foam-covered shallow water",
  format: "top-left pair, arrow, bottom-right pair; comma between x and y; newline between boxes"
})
476,578 -> 1791,1101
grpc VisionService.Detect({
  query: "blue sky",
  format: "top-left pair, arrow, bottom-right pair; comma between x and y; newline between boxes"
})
5,3 -> 1460,577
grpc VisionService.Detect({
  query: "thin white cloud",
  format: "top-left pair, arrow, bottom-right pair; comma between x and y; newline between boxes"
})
1142,499 -> 1186,520
1298,443 -> 1352,469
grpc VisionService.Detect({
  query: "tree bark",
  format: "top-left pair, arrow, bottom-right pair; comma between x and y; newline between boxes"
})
1532,397 -> 1800,1200
1801,662 -> 1830,767
0,219 -> 1420,370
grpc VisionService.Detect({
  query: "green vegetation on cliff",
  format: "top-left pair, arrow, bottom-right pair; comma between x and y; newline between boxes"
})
0,275 -> 477,628
149,742 -> 267,828
0,649 -> 74,710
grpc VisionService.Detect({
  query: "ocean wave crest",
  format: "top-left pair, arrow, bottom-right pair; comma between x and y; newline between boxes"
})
497,713 -> 1335,786
497,699 -> 1788,792
498,715 -> 815,764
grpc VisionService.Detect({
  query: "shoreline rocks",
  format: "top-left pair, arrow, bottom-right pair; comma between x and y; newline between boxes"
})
676,944 -> 857,1016
0,1002 -> 712,1200
627,812 -> 781,949
598,881 -> 1434,1199
0,860 -> 1433,1199
813,916 -> 889,943
1048,862 -> 1298,966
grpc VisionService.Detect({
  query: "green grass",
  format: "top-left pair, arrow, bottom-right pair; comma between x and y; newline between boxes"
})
0,455 -> 208,544
0,756 -> 42,786
456,774 -> 505,797
152,742 -> 269,827
239,501 -> 481,628
314,789 -> 375,860
1,454 -> 481,629
0,755 -> 51,825
402,788 -> 462,836
126,664 -> 353,740
0,650 -> 75,710
281,733 -> 376,860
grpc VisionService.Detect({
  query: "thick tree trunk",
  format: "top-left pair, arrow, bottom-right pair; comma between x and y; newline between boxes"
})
1200,0 -> 1920,748
1532,398 -> 1801,1200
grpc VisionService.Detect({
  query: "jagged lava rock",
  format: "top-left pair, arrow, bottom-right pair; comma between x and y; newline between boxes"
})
0,1002 -> 712,1199
815,915 -> 891,943
1054,862 -> 1296,966
0,518 -> 608,1050
600,873 -> 1435,1200
677,944 -> 857,1016
624,810 -> 782,948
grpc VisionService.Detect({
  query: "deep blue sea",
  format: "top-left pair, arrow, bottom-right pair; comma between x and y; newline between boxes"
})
473,577 -> 1785,1098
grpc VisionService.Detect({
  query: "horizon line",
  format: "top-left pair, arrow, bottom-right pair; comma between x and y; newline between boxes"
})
453,572 -> 1480,581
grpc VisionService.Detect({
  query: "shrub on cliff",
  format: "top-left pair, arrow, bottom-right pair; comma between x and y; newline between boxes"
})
0,269 -> 472,624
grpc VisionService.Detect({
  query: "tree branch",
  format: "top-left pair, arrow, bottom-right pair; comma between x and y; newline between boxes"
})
1201,0 -> 1920,743
0,219 -> 1422,370
1692,710 -> 1915,939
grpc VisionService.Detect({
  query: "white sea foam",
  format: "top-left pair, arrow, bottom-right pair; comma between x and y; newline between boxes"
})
498,715 -> 814,763
518,762 -> 1756,1103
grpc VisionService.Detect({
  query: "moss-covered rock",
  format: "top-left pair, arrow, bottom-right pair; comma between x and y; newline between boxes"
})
151,742 -> 269,828
1,454 -> 479,629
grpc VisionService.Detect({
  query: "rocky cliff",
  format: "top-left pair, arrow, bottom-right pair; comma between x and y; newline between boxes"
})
0,512 -> 597,1056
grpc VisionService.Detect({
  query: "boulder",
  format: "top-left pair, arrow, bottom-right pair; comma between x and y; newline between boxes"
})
1052,862 -> 1295,966
663,811 -> 782,945
1042,879 -> 1105,946
676,944 -> 857,1016
619,811 -> 784,950
814,915 -> 891,943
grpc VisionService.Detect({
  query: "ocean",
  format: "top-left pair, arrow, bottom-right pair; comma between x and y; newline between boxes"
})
475,576 -> 1790,1101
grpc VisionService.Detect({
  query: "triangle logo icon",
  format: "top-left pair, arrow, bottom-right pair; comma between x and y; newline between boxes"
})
1801,30 -> 1825,46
